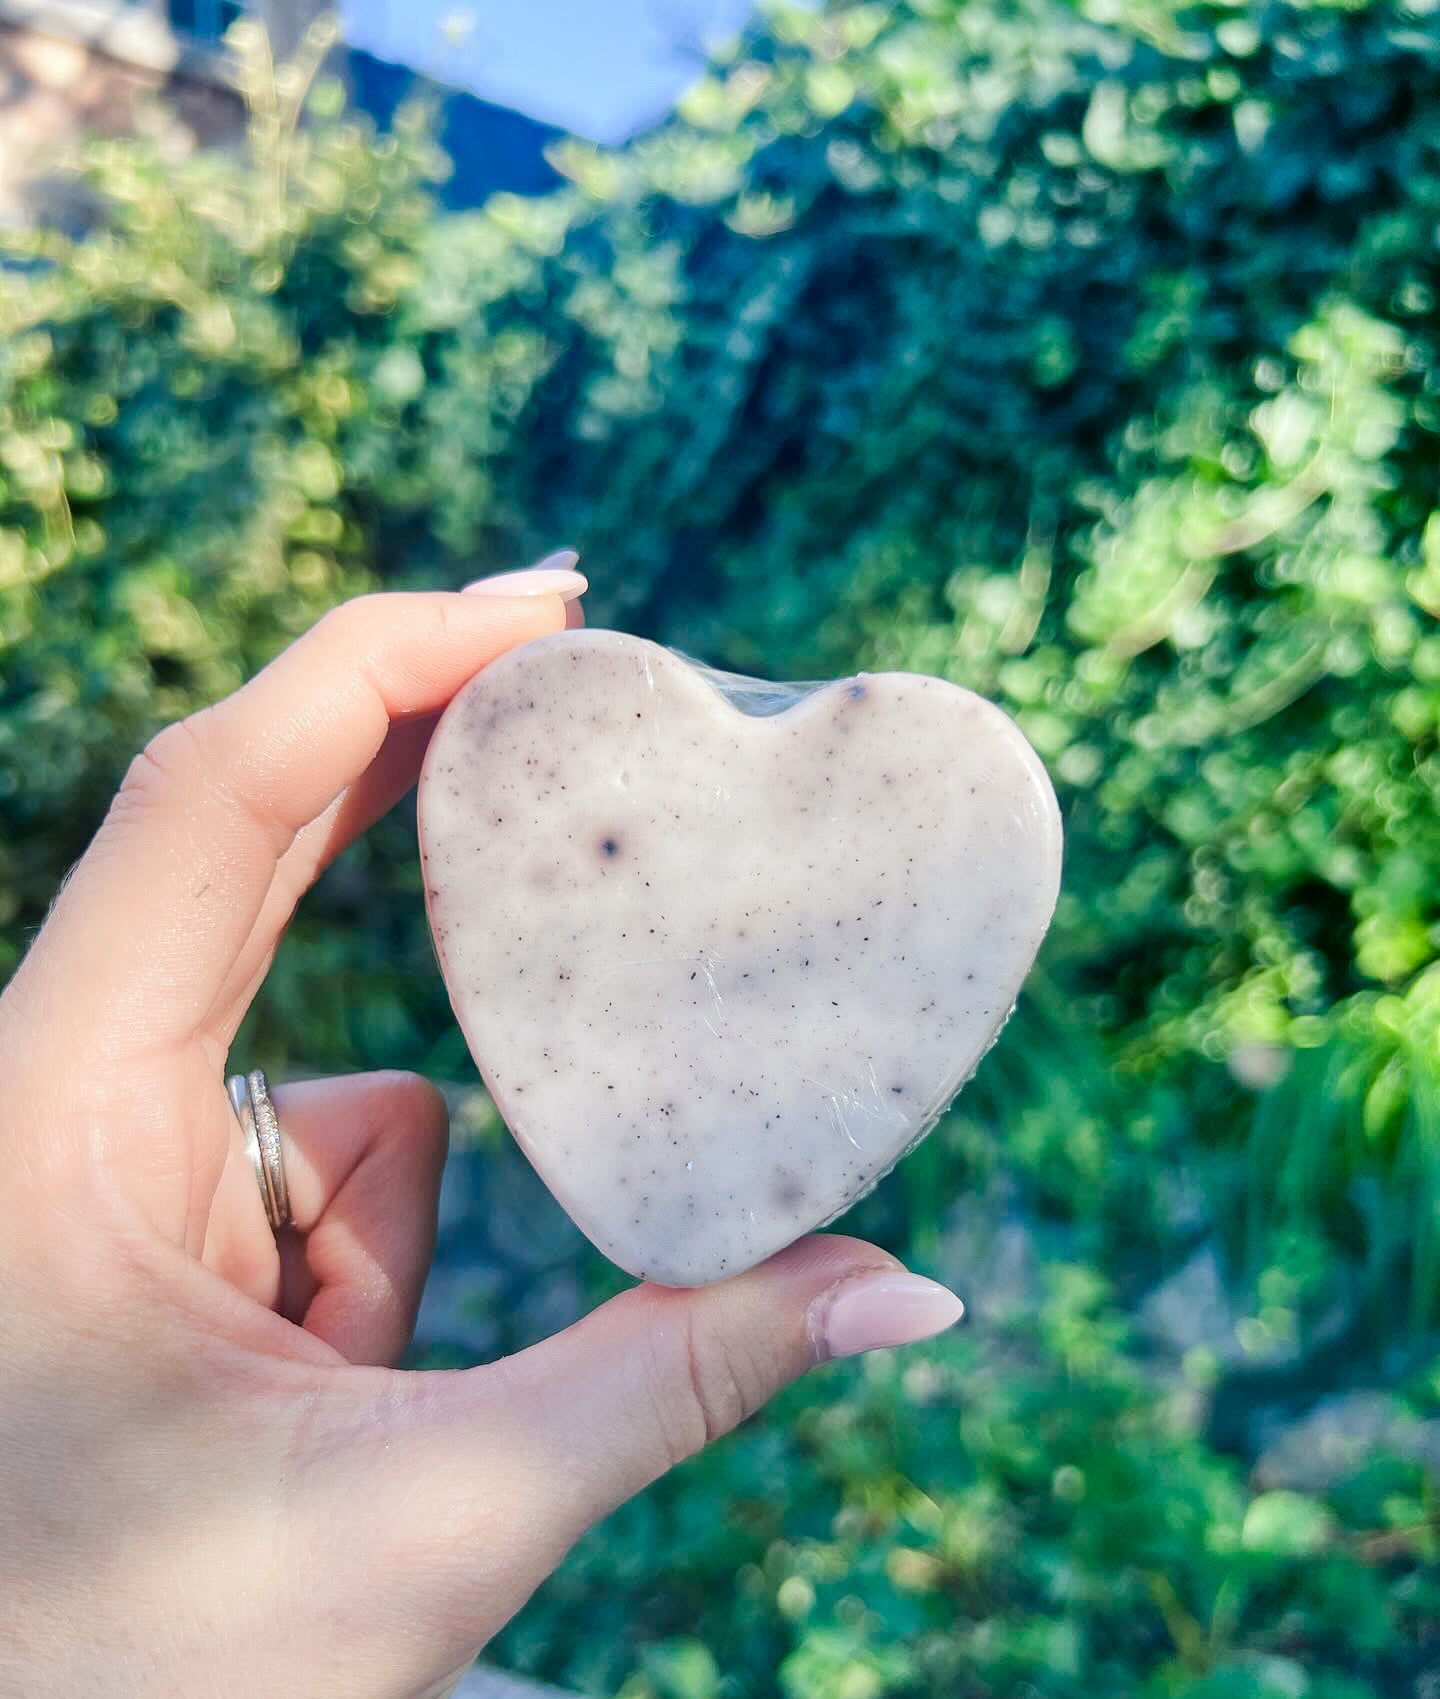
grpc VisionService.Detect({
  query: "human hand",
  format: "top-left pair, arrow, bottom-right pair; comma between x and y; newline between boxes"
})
0,577 -> 965,1698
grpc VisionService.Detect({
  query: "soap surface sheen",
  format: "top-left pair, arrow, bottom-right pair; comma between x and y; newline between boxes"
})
419,631 -> 1062,1286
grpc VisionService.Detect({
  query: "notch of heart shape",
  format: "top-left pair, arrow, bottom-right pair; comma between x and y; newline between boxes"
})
419,630 -> 1062,1286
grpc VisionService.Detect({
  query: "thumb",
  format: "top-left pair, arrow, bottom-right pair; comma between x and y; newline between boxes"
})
409,1235 -> 964,1562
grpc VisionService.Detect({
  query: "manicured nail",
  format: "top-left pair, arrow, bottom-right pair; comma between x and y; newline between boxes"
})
462,552 -> 586,600
810,1272 -> 965,1362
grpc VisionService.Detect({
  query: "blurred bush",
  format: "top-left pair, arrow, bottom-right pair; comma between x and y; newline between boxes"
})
3,0 -> 1440,1692
0,20 -> 567,1063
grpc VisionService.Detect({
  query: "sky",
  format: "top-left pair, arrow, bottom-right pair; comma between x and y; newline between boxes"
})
341,0 -> 762,143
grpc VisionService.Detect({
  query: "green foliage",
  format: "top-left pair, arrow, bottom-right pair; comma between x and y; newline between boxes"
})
3,1 -> 1440,1695
502,1281 -> 1438,1698
0,20 -> 561,1053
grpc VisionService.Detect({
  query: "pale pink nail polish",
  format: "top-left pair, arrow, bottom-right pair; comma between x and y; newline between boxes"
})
462,552 -> 586,601
810,1272 -> 965,1362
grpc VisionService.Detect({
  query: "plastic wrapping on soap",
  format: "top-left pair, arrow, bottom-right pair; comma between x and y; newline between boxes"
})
418,629 -> 1063,1285
675,653 -> 826,717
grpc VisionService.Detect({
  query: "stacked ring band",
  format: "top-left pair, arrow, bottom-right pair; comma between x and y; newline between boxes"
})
226,1068 -> 292,1233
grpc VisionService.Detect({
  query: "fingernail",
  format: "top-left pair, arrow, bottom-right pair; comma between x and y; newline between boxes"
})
810,1272 -> 965,1362
462,552 -> 586,601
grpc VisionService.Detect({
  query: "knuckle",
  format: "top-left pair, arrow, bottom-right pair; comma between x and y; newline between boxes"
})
112,715 -> 215,819
313,594 -> 455,691
655,1302 -> 767,1464
391,1071 -> 451,1166
356,1071 -> 450,1187
314,593 -> 385,641
310,594 -> 401,669
404,1070 -> 451,1132
320,592 -> 443,648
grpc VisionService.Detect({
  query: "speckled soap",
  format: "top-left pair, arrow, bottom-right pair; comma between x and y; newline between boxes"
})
419,631 -> 1062,1286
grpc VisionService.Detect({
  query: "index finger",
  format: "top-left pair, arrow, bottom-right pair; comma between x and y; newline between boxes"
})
9,591 -> 570,1060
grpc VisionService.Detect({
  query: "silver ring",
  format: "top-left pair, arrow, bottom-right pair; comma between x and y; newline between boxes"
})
226,1069 -> 292,1232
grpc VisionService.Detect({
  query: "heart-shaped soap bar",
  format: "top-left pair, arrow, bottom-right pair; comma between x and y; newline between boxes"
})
419,631 -> 1061,1286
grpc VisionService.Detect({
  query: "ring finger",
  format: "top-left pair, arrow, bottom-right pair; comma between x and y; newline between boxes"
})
204,1070 -> 450,1366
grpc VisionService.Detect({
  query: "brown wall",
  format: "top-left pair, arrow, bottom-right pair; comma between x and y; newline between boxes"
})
0,22 -> 242,226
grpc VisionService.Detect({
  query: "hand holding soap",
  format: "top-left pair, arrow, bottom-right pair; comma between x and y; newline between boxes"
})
419,631 -> 1061,1286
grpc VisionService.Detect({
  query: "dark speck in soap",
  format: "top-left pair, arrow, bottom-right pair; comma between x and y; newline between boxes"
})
771,1170 -> 806,1208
